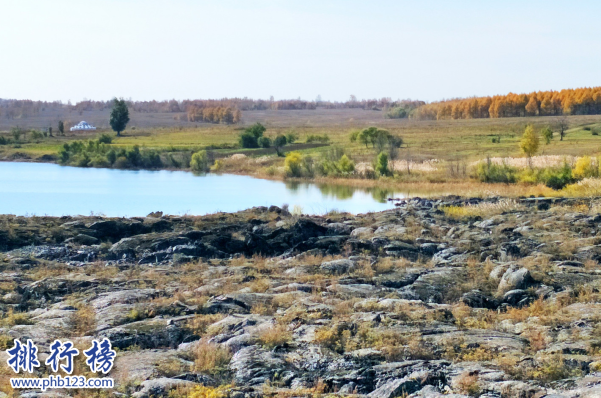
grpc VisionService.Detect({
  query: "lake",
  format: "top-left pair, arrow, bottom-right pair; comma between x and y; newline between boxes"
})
0,162 -> 406,217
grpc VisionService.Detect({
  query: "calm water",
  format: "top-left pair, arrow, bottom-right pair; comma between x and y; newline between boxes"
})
0,162 -> 405,216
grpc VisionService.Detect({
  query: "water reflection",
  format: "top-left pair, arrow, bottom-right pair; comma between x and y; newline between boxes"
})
285,181 -> 393,203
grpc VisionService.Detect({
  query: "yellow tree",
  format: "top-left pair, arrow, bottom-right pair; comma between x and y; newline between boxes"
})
525,95 -> 539,116
520,125 -> 540,167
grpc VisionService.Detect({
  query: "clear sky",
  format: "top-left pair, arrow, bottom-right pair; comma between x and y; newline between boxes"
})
1,0 -> 600,103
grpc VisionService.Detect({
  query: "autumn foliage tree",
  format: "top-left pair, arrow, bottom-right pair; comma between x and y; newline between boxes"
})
413,87 -> 601,120
520,125 -> 540,166
187,106 -> 241,124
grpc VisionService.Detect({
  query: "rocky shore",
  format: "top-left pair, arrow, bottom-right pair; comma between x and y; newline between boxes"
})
1,197 -> 601,397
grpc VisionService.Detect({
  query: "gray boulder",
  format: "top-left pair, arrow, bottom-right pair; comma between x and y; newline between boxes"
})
321,259 -> 355,275
498,266 -> 534,294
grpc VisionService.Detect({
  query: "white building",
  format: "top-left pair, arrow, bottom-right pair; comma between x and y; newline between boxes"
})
70,121 -> 97,131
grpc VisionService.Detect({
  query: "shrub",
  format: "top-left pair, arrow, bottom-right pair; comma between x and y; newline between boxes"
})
539,164 -> 573,189
113,156 -> 130,168
0,136 -> 8,145
211,159 -> 224,172
239,132 -> 258,148
126,145 -> 142,166
541,127 -> 553,144
375,152 -> 389,176
190,150 -> 210,172
572,156 -> 599,179
306,134 -> 329,143
386,106 -> 408,119
284,151 -> 303,177
285,131 -> 298,144
259,136 -> 271,148
474,161 -> 517,183
30,130 -> 44,141
338,154 -> 355,174
106,149 -> 117,165
91,156 -> 110,168
97,133 -> 113,144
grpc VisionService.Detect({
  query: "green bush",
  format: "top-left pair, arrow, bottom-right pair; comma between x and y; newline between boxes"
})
475,161 -> 517,183
539,164 -> 574,189
239,123 -> 266,148
97,134 -> 113,144
239,132 -> 258,148
285,131 -> 298,144
91,156 -> 110,168
114,156 -> 130,169
259,137 -> 271,148
516,163 -> 574,189
0,136 -> 9,145
375,152 -> 389,176
57,138 -> 161,169
190,150 -> 210,172
386,106 -> 408,119
306,134 -> 330,143
30,130 -> 44,141
338,155 -> 355,174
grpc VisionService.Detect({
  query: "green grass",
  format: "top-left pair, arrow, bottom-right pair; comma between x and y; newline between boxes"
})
2,113 -> 601,173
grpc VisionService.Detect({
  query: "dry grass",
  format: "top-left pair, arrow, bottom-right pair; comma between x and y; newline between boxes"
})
0,309 -> 32,326
192,340 -> 232,375
454,372 -> 481,396
256,324 -> 292,349
443,199 -> 524,219
187,314 -> 225,337
471,155 -> 578,169
69,304 -> 96,337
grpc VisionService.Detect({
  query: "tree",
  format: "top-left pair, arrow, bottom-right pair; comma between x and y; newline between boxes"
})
10,127 -> 21,142
541,127 -> 553,144
274,135 -> 287,156
374,130 -> 391,153
525,96 -> 539,116
58,121 -> 64,136
109,98 -> 130,137
375,152 -> 389,176
338,154 -> 355,174
556,116 -> 569,141
520,125 -> 540,166
190,150 -> 210,172
239,123 -> 266,148
358,128 -> 373,148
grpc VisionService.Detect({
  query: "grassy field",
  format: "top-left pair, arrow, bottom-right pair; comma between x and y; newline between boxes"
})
2,110 -> 601,197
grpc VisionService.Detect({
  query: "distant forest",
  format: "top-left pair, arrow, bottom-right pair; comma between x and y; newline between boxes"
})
1,86 -> 600,124
412,87 -> 601,120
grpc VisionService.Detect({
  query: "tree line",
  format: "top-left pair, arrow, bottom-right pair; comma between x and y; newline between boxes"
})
187,106 -> 242,124
412,87 -> 601,120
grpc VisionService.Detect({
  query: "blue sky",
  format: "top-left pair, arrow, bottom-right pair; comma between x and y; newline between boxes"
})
1,0 -> 600,102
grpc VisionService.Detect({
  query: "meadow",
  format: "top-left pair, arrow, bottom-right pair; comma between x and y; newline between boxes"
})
2,108 -> 601,197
